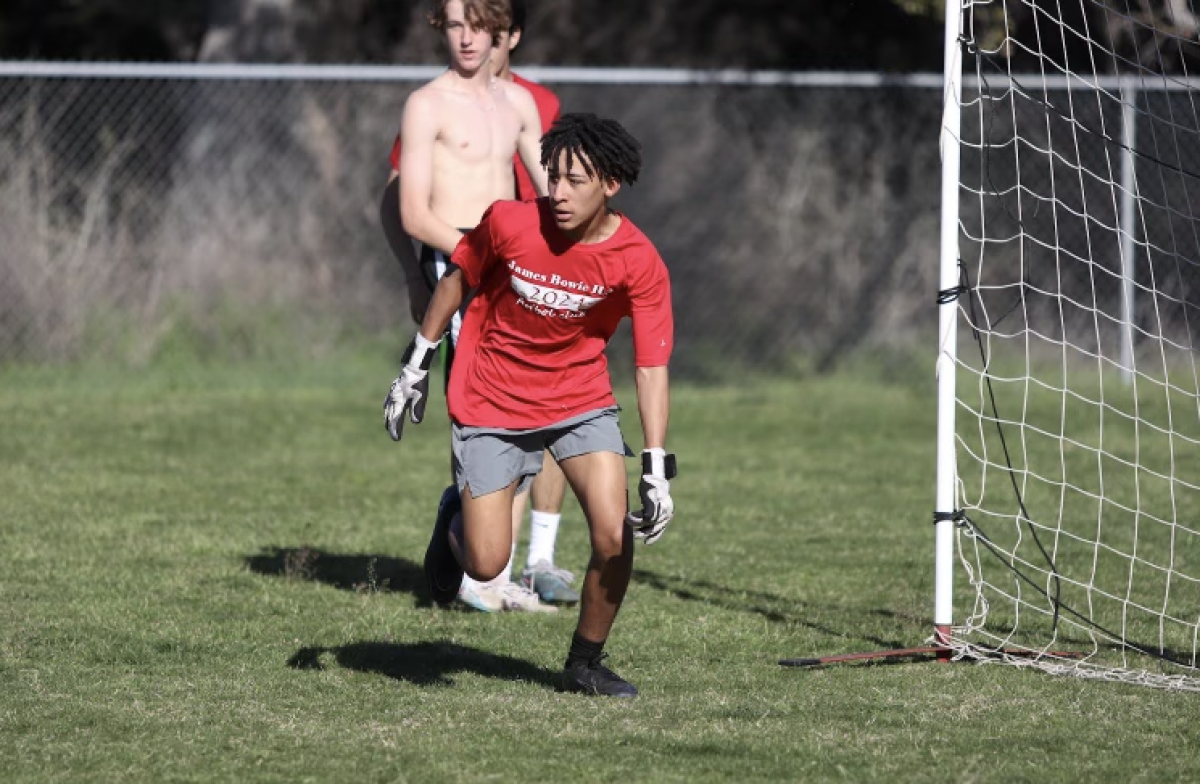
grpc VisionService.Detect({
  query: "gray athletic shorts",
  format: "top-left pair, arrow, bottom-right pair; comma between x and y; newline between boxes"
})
451,406 -> 627,497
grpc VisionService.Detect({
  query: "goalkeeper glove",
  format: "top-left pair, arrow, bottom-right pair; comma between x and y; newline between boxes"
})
626,448 -> 677,545
383,333 -> 441,442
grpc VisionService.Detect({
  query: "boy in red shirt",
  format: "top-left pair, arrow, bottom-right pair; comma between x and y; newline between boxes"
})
384,113 -> 677,697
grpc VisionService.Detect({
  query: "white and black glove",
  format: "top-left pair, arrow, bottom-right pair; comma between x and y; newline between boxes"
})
626,448 -> 677,545
383,333 -> 441,442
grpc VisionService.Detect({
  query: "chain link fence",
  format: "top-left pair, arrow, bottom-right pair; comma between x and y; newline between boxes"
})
0,64 -> 1005,378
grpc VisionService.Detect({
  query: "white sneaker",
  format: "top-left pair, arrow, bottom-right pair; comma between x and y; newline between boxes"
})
498,582 -> 559,613
456,583 -> 505,612
456,581 -> 558,613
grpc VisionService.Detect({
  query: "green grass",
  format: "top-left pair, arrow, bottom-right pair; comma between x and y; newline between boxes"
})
3,353 -> 1200,783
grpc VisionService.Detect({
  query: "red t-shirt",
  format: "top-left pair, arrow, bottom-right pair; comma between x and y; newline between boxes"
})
448,199 -> 673,429
510,74 -> 560,199
388,73 -> 560,201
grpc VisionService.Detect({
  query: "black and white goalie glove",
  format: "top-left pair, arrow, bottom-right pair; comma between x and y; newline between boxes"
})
626,448 -> 677,545
383,333 -> 440,442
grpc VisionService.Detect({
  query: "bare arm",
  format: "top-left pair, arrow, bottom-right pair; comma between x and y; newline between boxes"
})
380,174 -> 431,324
634,365 -> 670,450
418,267 -> 468,344
399,90 -> 473,256
511,87 -> 548,197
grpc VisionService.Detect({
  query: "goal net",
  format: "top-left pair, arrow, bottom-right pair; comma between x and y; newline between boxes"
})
940,0 -> 1200,689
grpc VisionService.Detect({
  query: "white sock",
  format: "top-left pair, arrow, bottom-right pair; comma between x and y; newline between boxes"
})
526,510 -> 562,568
499,544 -> 515,585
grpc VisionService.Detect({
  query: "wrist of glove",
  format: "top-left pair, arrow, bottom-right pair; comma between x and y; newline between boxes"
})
626,448 -> 677,545
383,333 -> 441,442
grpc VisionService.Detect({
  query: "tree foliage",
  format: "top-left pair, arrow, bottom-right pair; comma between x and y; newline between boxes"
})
4,1 -> 1196,73
0,0 -> 945,70
0,0 -> 210,61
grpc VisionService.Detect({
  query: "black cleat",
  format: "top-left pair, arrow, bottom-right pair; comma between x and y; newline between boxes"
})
424,484 -> 464,605
559,654 -> 638,698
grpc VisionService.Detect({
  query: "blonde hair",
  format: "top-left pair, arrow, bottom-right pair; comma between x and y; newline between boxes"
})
427,0 -> 512,44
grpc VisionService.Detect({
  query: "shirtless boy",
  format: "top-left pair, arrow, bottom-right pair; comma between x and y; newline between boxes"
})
399,0 -> 545,276
392,0 -> 552,612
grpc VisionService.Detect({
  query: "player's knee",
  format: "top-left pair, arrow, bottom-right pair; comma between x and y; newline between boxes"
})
463,553 -> 506,582
468,564 -> 504,582
590,523 -> 628,560
459,535 -> 510,580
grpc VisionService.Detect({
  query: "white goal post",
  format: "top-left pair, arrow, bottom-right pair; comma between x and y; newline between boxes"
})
937,0 -> 1200,690
934,0 -> 965,659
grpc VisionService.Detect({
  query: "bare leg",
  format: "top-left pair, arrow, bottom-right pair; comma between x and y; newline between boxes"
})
525,450 -> 569,572
557,451 -> 631,642
517,457 -> 580,606
452,479 -> 556,614
511,486 -> 529,553
451,481 -> 520,583
530,452 -> 566,513
379,173 -> 431,325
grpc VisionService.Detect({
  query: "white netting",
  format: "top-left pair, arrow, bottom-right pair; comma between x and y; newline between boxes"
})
951,0 -> 1200,689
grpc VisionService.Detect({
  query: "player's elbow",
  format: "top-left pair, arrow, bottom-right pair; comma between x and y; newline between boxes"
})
399,203 -> 427,243
437,267 -> 467,300
634,365 -> 670,382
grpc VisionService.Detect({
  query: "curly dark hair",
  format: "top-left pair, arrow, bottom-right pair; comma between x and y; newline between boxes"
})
540,113 -> 643,186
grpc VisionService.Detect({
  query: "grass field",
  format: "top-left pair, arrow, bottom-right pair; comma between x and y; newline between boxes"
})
4,351 -> 1200,783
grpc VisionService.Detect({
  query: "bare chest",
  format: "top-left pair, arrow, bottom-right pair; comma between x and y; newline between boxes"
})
436,93 -> 522,165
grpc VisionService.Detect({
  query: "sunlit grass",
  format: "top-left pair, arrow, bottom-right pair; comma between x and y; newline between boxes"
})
2,354 -> 1199,783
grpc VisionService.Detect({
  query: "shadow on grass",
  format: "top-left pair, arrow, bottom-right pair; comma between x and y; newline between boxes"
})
287,641 -> 560,689
245,546 -> 429,603
631,567 -> 914,651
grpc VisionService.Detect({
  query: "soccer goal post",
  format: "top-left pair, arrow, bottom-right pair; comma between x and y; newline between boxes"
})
938,0 -> 1200,690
